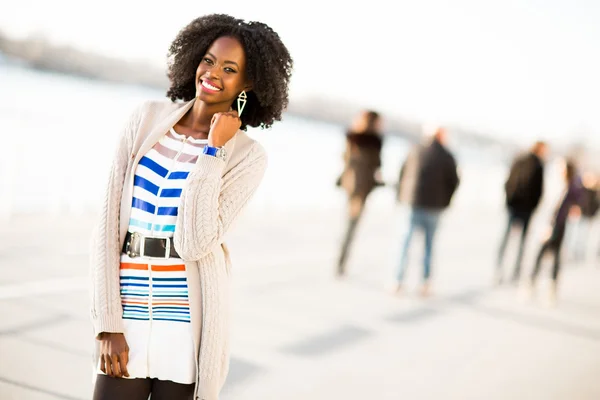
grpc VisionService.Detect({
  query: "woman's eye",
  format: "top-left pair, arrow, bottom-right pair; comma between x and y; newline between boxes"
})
204,58 -> 213,64
225,68 -> 237,73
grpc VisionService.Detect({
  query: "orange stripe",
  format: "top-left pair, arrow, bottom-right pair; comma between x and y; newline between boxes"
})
120,263 -> 149,270
122,300 -> 148,305
120,263 -> 185,272
151,265 -> 186,272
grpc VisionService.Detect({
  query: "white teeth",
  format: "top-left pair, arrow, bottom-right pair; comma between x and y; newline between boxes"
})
202,81 -> 221,91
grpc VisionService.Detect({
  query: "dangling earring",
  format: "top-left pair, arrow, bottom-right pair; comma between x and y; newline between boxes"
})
237,90 -> 247,117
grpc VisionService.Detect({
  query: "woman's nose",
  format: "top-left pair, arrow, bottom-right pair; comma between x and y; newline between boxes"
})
205,66 -> 221,80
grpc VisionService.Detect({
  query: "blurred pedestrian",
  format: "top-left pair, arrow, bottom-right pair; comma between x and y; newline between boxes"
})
526,159 -> 583,306
566,170 -> 600,263
497,141 -> 548,284
336,110 -> 384,276
392,125 -> 459,296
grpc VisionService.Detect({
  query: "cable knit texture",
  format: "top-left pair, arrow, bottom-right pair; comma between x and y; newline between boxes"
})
89,99 -> 267,400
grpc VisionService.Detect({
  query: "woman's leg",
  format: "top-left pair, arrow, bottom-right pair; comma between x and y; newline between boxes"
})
551,245 -> 562,282
151,379 -> 195,400
497,212 -> 515,276
93,375 -> 151,400
549,227 -> 566,304
337,195 -> 366,276
531,241 -> 551,282
396,209 -> 416,283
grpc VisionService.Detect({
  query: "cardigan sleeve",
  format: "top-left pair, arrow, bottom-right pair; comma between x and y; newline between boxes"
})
173,141 -> 267,261
89,103 -> 144,337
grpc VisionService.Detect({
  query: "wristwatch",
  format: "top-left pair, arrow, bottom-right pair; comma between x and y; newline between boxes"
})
203,146 -> 227,161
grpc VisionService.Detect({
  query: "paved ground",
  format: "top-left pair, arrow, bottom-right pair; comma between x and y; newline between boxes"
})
1,201 -> 600,400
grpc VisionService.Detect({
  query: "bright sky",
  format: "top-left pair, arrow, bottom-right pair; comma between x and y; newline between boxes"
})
1,0 -> 599,144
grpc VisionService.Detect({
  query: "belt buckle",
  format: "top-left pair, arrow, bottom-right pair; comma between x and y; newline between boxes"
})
149,237 -> 171,260
127,232 -> 143,258
162,238 -> 171,259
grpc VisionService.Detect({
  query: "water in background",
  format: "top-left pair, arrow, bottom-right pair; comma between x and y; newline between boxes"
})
0,64 -> 562,218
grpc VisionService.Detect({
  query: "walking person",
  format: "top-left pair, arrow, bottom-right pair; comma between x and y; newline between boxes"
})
336,110 -> 384,276
527,159 -> 583,306
392,126 -> 459,296
497,141 -> 548,284
566,170 -> 600,263
89,14 -> 293,400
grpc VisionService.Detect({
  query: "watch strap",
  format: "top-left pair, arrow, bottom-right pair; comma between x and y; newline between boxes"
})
203,146 -> 219,157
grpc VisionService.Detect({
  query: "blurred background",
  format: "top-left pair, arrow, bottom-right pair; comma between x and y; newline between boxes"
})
1,1 -> 599,399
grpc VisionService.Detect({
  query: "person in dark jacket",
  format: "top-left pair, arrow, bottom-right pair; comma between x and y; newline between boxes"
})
336,110 -> 384,276
566,171 -> 600,262
392,126 -> 459,296
497,141 -> 548,284
527,159 -> 583,305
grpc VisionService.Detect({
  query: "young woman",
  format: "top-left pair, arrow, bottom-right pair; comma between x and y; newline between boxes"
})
336,110 -> 384,276
528,159 -> 582,305
89,14 -> 292,400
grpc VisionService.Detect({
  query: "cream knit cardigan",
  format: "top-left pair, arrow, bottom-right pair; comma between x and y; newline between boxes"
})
89,98 -> 267,399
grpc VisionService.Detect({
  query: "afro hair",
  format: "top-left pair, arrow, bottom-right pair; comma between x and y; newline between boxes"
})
166,14 -> 293,130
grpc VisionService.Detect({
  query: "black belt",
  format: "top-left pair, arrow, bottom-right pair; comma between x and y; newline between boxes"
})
122,231 -> 180,259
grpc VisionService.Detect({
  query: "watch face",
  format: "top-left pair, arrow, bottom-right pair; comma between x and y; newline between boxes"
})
216,147 -> 227,160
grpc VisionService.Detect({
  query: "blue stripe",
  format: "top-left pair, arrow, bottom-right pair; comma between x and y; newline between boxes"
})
153,311 -> 190,315
152,298 -> 188,301
134,175 -> 160,195
128,218 -> 152,230
152,284 -> 188,288
127,220 -> 175,232
120,276 -> 149,281
120,292 -> 150,296
120,283 -> 149,288
157,206 -> 178,216
153,278 -> 187,282
152,307 -> 190,311
131,197 -> 156,214
127,220 -> 176,233
153,313 -> 190,317
139,156 -> 168,178
123,316 -> 150,321
159,188 -> 182,198
168,171 -> 189,180
152,224 -> 175,232
153,294 -> 188,297
153,318 -> 190,323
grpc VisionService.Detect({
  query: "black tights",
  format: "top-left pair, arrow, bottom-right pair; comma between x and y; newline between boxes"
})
93,375 -> 194,400
337,196 -> 366,276
531,226 -> 565,282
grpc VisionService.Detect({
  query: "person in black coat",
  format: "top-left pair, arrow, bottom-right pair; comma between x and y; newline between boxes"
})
566,171 -> 600,262
527,159 -> 583,305
336,110 -> 384,276
497,141 -> 548,284
393,126 -> 459,296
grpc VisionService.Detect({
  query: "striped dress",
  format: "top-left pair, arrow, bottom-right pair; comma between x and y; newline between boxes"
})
107,128 -> 206,384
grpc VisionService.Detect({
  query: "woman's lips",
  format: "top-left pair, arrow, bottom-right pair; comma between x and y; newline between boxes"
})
200,79 -> 222,93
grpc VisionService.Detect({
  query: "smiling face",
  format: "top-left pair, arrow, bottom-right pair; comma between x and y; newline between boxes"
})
195,36 -> 251,108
